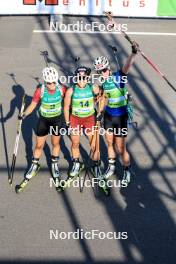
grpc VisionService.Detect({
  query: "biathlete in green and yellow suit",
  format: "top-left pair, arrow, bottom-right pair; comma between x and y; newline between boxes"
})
93,41 -> 139,185
64,66 -> 102,179
16,67 -> 66,193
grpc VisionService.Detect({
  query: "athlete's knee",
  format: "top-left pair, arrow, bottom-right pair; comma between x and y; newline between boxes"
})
115,145 -> 125,155
35,142 -> 44,151
52,141 -> 60,148
106,138 -> 114,147
72,141 -> 79,149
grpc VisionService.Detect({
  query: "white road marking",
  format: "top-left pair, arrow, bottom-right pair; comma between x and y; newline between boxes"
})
33,30 -> 176,36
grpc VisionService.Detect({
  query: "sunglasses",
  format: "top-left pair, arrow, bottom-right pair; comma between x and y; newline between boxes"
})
99,68 -> 109,73
78,76 -> 89,81
46,82 -> 53,85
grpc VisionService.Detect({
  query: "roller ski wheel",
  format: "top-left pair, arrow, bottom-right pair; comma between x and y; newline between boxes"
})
98,178 -> 110,196
15,179 -> 29,193
15,164 -> 40,194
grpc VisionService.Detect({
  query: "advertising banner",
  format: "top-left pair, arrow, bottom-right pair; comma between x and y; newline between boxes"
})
0,0 -> 158,17
157,0 -> 176,17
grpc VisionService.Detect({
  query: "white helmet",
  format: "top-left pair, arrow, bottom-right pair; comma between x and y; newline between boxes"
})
93,56 -> 110,71
42,67 -> 58,83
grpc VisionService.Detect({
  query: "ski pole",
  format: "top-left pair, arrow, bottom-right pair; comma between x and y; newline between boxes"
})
40,50 -> 49,67
90,96 -> 102,162
9,95 -> 26,185
0,104 -> 11,183
95,121 -> 100,162
80,96 -> 101,193
6,73 -> 18,85
80,122 -> 99,194
108,45 -> 120,70
104,11 -> 176,93
74,57 -> 80,68
90,121 -> 99,159
71,57 -> 80,76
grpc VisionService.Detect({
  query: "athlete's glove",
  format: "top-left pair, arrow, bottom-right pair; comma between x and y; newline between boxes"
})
65,121 -> 70,128
131,41 -> 139,54
18,112 -> 26,120
107,21 -> 115,30
96,112 -> 104,122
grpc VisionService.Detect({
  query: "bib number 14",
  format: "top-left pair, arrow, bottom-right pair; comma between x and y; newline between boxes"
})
80,101 -> 89,108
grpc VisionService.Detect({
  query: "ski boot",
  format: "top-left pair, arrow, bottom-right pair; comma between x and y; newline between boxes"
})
15,158 -> 40,193
51,156 -> 61,188
103,158 -> 116,179
69,159 -> 84,178
90,160 -> 102,180
58,159 -> 84,192
122,166 -> 132,186
91,160 -> 110,196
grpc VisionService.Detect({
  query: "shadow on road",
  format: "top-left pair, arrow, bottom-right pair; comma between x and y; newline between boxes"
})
0,80 -> 71,180
0,15 -> 176,264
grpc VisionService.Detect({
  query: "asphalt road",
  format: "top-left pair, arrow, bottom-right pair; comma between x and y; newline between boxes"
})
0,16 -> 176,264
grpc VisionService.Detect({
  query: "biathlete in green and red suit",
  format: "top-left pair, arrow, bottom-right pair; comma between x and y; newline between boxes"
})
64,66 -> 102,179
16,67 -> 66,192
93,42 -> 139,185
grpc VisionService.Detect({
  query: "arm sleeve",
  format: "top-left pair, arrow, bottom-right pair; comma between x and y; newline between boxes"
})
32,88 -> 41,104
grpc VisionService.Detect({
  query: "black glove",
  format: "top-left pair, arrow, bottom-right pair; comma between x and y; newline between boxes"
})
96,112 -> 104,122
18,113 -> 25,120
127,93 -> 133,103
131,41 -> 139,54
65,121 -> 70,128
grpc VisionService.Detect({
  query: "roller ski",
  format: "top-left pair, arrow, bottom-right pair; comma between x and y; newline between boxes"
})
15,159 -> 40,193
57,159 -> 84,192
90,161 -> 110,196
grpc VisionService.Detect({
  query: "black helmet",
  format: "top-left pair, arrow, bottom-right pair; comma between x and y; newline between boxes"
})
74,66 -> 91,76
